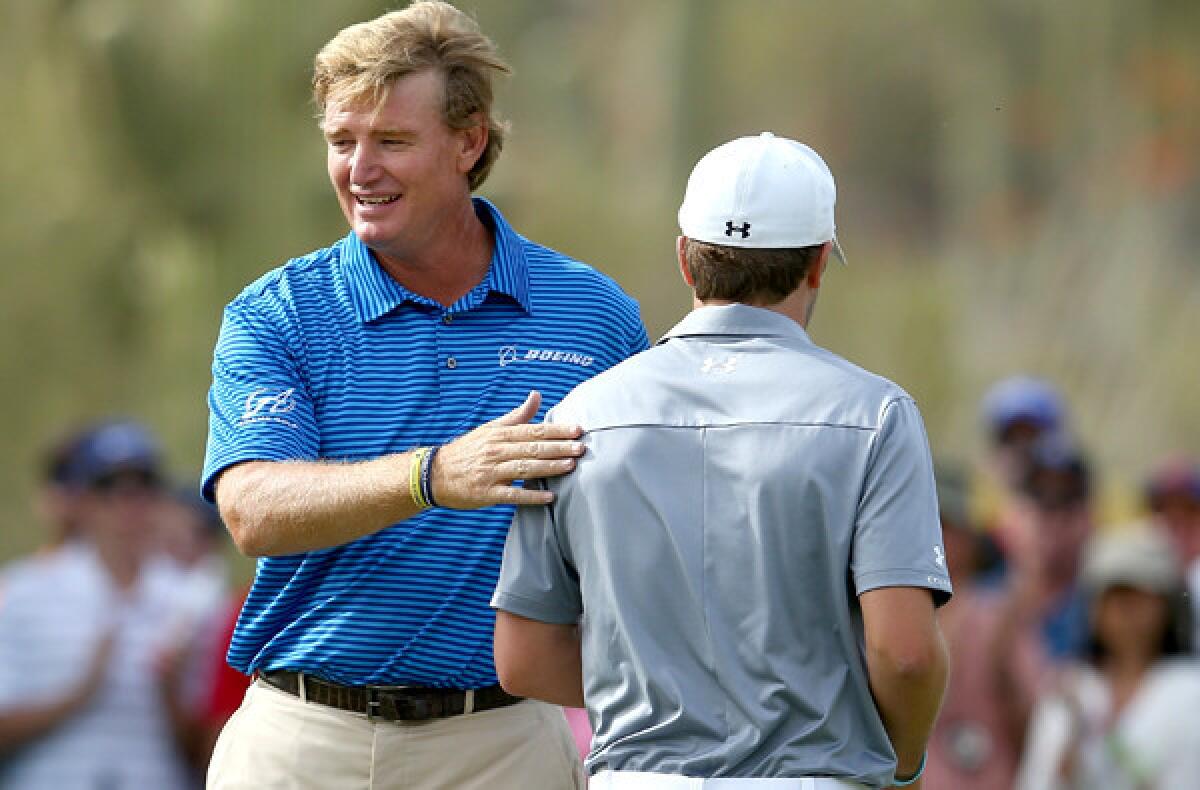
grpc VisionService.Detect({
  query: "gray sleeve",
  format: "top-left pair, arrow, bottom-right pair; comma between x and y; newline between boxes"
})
852,397 -> 953,605
491,478 -> 583,625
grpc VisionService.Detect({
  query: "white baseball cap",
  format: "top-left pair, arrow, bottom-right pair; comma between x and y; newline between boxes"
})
678,131 -> 845,262
1081,529 -> 1182,596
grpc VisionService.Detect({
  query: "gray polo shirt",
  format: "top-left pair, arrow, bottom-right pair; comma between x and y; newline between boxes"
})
492,304 -> 951,787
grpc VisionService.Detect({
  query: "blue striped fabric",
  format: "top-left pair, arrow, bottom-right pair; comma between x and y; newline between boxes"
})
202,198 -> 649,687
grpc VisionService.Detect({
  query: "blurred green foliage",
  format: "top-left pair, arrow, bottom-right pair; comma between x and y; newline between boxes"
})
2,0 -> 1198,561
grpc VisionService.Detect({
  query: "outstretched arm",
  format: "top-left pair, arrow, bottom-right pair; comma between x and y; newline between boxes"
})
216,391 -> 584,556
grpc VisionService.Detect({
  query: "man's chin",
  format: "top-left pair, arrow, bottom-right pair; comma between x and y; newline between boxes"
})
352,219 -> 396,245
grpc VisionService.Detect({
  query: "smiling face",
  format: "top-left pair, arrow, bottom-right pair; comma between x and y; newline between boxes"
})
323,69 -> 485,270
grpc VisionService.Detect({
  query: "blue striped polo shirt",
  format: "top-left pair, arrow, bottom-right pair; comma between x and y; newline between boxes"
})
202,198 -> 649,688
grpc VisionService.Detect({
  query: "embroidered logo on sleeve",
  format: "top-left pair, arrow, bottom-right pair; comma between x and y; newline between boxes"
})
239,387 -> 300,428
933,545 -> 946,568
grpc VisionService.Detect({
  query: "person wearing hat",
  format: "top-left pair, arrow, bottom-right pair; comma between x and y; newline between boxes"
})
1144,455 -> 1200,652
971,376 -> 1068,553
1015,529 -> 1200,789
491,132 -> 952,789
0,421 -> 199,789
994,434 -> 1096,664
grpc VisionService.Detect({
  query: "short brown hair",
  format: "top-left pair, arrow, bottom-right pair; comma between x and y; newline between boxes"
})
313,1 -> 512,190
683,239 -> 822,304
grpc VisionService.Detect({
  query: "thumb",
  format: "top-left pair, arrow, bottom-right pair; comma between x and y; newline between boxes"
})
495,390 -> 541,427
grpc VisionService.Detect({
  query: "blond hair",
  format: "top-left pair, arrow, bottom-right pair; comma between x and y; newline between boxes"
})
313,1 -> 511,190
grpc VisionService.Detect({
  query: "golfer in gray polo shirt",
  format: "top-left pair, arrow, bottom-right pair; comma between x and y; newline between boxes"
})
491,133 -> 951,790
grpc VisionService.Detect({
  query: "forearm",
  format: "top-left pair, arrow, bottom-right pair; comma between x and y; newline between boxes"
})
988,603 -> 1037,750
867,630 -> 949,778
510,646 -> 584,708
217,455 -> 419,556
494,613 -> 585,708
0,697 -> 81,752
159,677 -> 207,770
217,392 -> 584,557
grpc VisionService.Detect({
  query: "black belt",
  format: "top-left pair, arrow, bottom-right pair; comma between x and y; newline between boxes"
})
260,670 -> 522,722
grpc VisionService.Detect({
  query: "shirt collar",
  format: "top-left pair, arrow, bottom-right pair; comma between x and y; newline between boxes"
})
658,303 -> 813,346
342,197 -> 532,324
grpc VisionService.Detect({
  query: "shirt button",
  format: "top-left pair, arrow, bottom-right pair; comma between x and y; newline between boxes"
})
446,357 -> 458,370
442,314 -> 454,324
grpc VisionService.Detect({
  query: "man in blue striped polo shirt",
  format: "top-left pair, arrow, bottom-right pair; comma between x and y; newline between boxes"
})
201,3 -> 647,789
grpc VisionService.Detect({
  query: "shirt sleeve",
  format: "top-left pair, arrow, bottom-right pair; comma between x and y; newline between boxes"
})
491,478 -> 583,625
201,301 -> 321,502
0,579 -> 19,707
851,397 -> 953,604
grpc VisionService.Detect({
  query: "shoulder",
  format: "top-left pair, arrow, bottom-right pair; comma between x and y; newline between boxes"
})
807,345 -> 915,414
225,239 -> 346,318
0,545 -> 92,604
521,238 -> 641,313
765,338 -> 921,433
553,344 -> 644,399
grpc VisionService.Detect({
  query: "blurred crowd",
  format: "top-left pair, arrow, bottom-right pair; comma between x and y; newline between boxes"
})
0,421 -> 248,789
928,377 -> 1200,789
1,380 -> 1198,789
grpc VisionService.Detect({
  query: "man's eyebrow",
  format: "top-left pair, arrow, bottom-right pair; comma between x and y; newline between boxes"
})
321,126 -> 415,139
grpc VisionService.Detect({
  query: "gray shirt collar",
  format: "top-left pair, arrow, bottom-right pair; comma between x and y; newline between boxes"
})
658,303 -> 814,346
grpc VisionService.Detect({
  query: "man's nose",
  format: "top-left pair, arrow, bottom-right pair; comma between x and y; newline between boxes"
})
349,143 -> 379,184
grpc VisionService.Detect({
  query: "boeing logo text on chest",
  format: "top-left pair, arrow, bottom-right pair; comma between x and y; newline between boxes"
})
497,346 -> 595,368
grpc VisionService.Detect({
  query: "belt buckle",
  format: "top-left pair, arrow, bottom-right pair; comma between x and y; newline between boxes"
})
366,687 -> 383,720
365,686 -> 436,721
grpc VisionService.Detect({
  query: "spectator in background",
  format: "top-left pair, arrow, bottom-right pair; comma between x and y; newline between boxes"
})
155,485 -> 235,776
925,464 -> 1046,790
1016,530 -> 1200,789
974,376 -> 1067,550
1145,457 -> 1200,645
1002,434 -> 1095,662
0,421 -> 198,790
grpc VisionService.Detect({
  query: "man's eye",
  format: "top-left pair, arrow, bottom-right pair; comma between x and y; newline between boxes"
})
328,139 -> 353,150
382,139 -> 409,147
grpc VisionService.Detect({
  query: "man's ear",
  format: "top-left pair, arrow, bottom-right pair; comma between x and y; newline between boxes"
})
677,236 -> 695,287
806,242 -> 832,289
456,114 -> 488,176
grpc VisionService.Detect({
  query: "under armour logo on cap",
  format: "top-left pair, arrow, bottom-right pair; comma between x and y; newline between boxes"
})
678,131 -> 846,263
725,221 -> 751,239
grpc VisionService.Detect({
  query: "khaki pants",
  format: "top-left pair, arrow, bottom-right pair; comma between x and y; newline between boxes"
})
207,680 -> 584,790
591,772 -> 869,789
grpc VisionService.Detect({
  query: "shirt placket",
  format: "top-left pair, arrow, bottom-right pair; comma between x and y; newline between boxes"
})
436,308 -> 459,402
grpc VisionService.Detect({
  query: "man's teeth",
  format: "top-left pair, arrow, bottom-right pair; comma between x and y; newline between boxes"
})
358,196 -> 399,205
